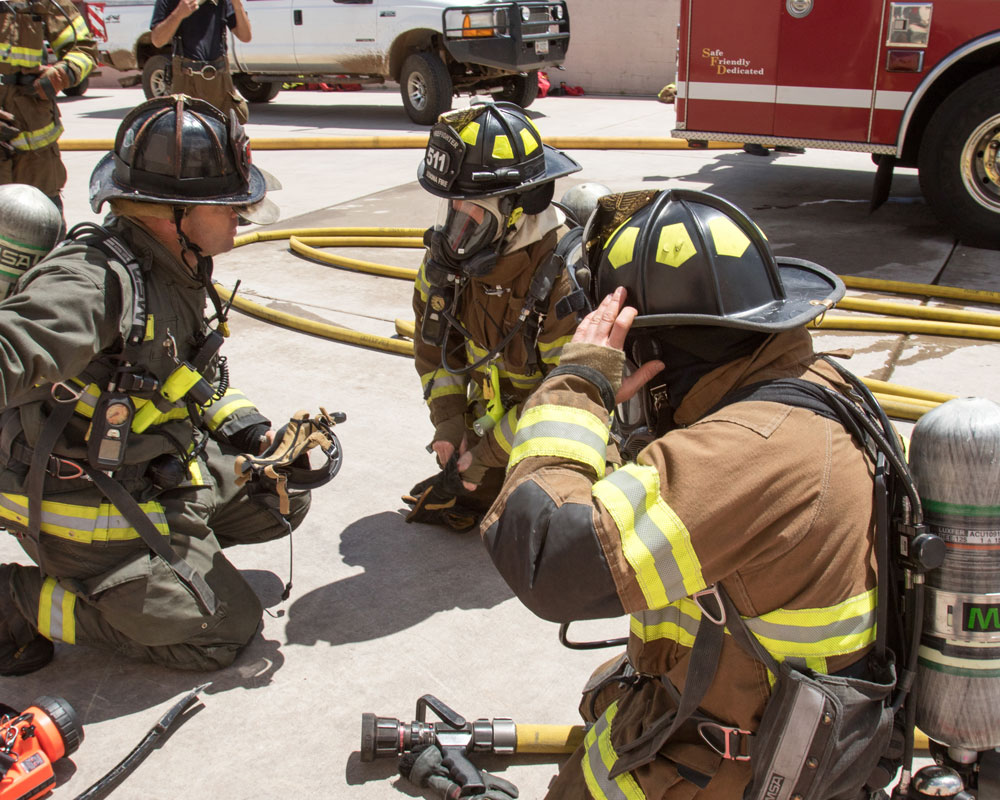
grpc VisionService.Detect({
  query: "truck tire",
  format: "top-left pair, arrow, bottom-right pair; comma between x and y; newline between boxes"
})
497,70 -> 539,109
918,66 -> 1000,249
400,52 -> 452,125
141,54 -> 171,99
233,74 -> 281,104
62,76 -> 89,97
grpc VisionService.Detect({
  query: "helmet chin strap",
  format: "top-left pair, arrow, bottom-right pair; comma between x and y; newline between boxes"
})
173,207 -> 231,336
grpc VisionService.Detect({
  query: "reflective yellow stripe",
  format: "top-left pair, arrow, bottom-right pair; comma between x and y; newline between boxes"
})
0,493 -> 168,543
11,121 -> 64,151
421,370 -> 466,402
50,15 -> 91,51
460,121 -> 480,146
415,262 -> 431,302
201,389 -> 253,431
582,701 -> 645,800
494,406 -> 518,455
63,51 -> 95,79
538,334 -> 571,366
37,577 -> 76,644
592,464 -> 706,607
520,127 -> 539,154
509,403 -> 608,478
492,134 -> 513,160
631,590 -> 877,670
1,47 -> 45,68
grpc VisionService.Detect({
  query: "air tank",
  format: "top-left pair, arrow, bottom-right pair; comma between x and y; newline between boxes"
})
0,184 -> 64,298
909,397 -> 1000,749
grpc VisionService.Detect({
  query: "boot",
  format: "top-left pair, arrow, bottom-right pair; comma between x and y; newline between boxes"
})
0,564 -> 54,676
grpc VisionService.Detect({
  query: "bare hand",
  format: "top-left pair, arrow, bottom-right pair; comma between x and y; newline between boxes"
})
35,66 -> 70,99
174,0 -> 200,20
572,287 -> 665,405
258,429 -> 275,454
456,438 -> 477,492
432,439 -> 455,468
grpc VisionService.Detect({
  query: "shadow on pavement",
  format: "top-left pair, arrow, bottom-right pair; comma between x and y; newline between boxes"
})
285,510 -> 512,647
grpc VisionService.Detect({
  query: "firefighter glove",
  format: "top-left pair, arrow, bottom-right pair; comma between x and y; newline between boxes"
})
400,745 -> 518,799
0,111 -> 18,157
401,455 -> 480,532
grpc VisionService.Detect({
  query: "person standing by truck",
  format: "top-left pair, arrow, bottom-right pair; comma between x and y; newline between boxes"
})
0,0 -> 98,209
150,0 -> 251,123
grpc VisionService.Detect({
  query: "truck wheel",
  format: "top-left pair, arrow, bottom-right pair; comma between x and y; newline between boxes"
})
62,76 -> 88,97
918,66 -> 1000,249
497,70 -> 539,109
233,74 -> 281,104
400,52 -> 452,125
141,55 -> 171,99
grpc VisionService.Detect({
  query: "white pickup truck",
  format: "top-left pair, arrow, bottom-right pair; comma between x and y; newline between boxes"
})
85,0 -> 570,123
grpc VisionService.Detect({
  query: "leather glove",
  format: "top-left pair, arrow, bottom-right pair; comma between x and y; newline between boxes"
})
0,111 -> 18,157
400,745 -> 518,800
401,455 -> 479,532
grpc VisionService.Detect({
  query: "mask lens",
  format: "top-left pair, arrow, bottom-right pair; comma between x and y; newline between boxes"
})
437,199 -> 499,260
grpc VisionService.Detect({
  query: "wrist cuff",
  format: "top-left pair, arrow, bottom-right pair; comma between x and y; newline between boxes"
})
547,363 -> 616,413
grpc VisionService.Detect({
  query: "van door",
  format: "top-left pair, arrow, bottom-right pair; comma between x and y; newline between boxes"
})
232,0 -> 298,70
773,0 -> 887,142
291,0 -> 378,71
678,0 -> 781,136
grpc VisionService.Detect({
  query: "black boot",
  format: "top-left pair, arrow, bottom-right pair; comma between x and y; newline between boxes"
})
0,564 -> 54,676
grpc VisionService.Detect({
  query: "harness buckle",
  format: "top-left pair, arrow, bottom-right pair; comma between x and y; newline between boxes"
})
697,721 -> 752,762
50,382 -> 83,404
51,457 -> 86,480
692,585 -> 725,625
184,63 -> 218,80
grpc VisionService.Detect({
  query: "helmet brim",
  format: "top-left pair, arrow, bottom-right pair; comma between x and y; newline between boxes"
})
90,152 -> 279,224
630,257 -> 845,332
417,144 -> 581,199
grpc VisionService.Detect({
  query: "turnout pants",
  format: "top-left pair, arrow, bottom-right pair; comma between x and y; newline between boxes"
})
3,443 -> 309,671
170,57 -> 249,125
0,84 -> 67,201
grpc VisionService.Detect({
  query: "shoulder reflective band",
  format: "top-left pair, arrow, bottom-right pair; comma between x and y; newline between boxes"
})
592,463 -> 706,608
582,701 -> 646,800
508,403 -> 608,478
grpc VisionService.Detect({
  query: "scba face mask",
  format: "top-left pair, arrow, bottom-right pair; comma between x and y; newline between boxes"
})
426,197 -> 510,278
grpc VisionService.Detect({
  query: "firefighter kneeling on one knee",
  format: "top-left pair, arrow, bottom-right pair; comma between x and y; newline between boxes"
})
0,95 -> 314,676
482,190 -> 897,799
404,100 -> 588,532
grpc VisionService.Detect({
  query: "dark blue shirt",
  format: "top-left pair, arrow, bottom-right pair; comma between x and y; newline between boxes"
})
150,0 -> 236,63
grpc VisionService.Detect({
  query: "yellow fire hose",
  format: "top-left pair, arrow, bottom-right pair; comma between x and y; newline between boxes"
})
224,226 -> 992,419
60,136 -> 737,152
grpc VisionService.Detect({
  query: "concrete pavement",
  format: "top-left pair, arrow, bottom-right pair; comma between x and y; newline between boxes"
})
1,81 -> 995,798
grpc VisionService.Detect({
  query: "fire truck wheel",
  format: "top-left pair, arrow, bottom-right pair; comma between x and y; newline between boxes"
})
918,67 -> 1000,249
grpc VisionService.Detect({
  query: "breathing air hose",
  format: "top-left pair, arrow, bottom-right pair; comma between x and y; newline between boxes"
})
222,226 -> 997,420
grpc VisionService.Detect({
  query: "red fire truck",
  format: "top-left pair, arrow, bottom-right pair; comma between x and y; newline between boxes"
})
671,0 -> 1000,249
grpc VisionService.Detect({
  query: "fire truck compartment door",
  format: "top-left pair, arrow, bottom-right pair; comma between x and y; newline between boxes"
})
682,0 -> 780,136
774,0 -> 885,141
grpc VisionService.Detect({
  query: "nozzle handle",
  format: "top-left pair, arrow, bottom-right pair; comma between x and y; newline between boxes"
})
441,748 -> 485,795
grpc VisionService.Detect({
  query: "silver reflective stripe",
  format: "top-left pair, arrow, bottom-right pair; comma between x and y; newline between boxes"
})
581,702 -> 645,800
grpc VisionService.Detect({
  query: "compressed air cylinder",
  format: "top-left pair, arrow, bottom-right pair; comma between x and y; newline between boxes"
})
909,397 -> 1000,749
0,184 -> 64,298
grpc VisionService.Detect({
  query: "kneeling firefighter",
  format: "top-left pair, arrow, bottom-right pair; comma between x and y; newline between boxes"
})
0,95 -> 338,676
481,189 -> 923,799
404,101 -> 585,531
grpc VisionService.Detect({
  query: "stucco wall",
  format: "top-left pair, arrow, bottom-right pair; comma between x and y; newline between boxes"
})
553,0 -> 680,96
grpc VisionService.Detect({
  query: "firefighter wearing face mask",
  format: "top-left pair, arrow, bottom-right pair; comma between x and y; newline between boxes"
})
403,102 -> 584,531
481,190 -> 893,799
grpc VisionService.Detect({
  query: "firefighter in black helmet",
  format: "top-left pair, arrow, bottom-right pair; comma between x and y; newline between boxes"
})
0,95 -> 314,675
481,189 -> 894,799
403,101 -> 585,531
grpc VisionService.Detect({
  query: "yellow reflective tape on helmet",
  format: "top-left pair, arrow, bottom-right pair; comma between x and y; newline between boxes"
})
37,577 -> 76,644
708,216 -> 751,258
460,121 -> 480,146
509,403 -> 608,478
656,222 -> 696,268
593,463 -> 706,608
11,121 -> 64,152
200,389 -> 253,431
607,227 -> 640,270
492,134 -> 514,160
62,50 -> 95,79
50,15 -> 91,51
421,369 -> 466,403
582,701 -> 646,800
0,492 -> 168,543
519,127 -> 539,155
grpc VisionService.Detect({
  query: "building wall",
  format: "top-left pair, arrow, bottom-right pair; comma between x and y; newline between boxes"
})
554,0 -> 680,96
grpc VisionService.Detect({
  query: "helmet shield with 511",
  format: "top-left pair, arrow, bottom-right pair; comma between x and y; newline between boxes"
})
589,189 -> 844,332
417,101 -> 580,199
89,95 -> 279,225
